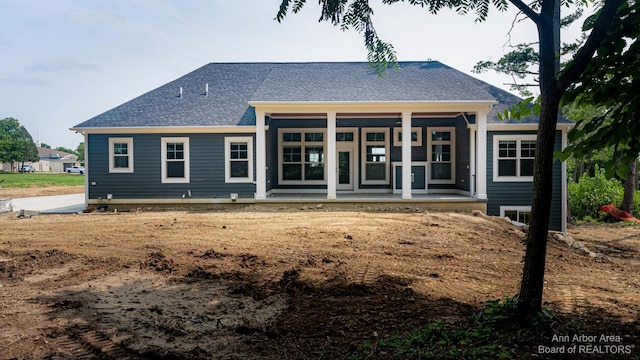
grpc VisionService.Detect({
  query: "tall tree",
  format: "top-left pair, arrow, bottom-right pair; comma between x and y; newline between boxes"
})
0,117 -> 39,166
276,0 -> 623,316
562,0 -> 639,213
475,1 -> 638,213
76,142 -> 85,163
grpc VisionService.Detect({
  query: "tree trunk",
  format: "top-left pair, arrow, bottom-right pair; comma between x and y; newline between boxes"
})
621,160 -> 637,214
516,0 -> 560,316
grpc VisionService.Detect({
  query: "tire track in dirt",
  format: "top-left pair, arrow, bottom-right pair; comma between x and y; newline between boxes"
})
351,263 -> 380,285
53,325 -> 136,360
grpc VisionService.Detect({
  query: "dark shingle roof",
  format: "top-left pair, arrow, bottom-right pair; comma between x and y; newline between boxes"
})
73,61 -> 566,128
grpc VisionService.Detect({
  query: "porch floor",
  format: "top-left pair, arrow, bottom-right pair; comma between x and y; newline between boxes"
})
257,193 -> 487,212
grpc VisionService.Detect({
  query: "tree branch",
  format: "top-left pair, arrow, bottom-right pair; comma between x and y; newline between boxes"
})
507,0 -> 540,25
558,0 -> 623,91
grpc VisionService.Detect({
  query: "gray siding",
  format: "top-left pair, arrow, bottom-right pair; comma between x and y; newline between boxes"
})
87,133 -> 256,200
486,131 -> 563,230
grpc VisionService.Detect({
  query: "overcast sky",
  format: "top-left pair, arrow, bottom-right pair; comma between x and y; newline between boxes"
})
0,0 -> 587,149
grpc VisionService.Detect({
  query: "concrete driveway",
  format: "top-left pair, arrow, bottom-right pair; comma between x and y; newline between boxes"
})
9,193 -> 86,214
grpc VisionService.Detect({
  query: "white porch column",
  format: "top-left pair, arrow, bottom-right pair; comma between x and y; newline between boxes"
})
476,111 -> 488,200
401,111 -> 412,199
255,110 -> 267,200
326,112 -> 337,199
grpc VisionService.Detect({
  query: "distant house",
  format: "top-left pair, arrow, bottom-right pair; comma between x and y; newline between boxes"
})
35,147 -> 79,172
72,61 -> 571,231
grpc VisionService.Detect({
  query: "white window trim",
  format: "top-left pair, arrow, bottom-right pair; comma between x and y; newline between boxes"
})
278,128 -> 327,185
225,136 -> 253,183
500,206 -> 532,223
393,127 -> 422,147
361,127 -> 390,185
108,137 -> 133,173
427,127 -> 456,184
493,134 -> 536,182
161,137 -> 190,184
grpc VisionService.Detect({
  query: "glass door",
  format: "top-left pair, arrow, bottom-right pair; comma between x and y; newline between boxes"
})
337,149 -> 353,190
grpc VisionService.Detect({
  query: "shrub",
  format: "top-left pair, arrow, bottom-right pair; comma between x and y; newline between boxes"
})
568,166 -> 623,221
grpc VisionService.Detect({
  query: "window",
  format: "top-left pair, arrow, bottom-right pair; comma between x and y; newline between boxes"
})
427,127 -> 455,184
278,129 -> 326,183
108,137 -> 133,173
501,206 -> 532,224
161,137 -> 190,183
361,128 -> 390,184
493,135 -> 536,181
393,127 -> 422,146
336,132 -> 354,142
225,137 -> 253,183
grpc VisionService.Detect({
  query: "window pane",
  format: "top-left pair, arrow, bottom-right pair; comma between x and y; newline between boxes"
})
336,132 -> 354,142
338,152 -> 350,184
113,143 -> 128,155
282,147 -> 301,162
282,164 -> 302,180
498,159 -> 517,176
366,132 -> 385,142
304,133 -> 324,142
305,164 -> 324,180
230,161 -> 249,178
397,131 -> 418,142
519,211 -> 531,224
366,163 -> 386,181
521,140 -> 536,158
431,163 -> 451,180
504,210 -> 518,220
366,145 -> 386,162
432,145 -> 451,162
166,161 -> 185,178
114,156 -> 129,168
166,143 -> 184,160
431,131 -> 451,141
305,146 -> 324,164
230,142 -> 248,160
283,133 -> 301,142
499,141 -> 517,158
520,159 -> 534,176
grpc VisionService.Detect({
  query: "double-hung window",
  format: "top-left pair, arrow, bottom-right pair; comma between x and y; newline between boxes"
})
108,137 -> 133,173
361,128 -> 390,184
427,127 -> 455,184
225,137 -> 253,183
279,129 -> 325,183
161,137 -> 190,183
493,135 -> 536,181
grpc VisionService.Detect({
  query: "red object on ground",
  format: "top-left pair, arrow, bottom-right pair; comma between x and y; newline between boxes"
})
599,203 -> 640,223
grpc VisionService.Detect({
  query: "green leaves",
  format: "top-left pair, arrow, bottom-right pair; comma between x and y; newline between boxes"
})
276,0 -> 511,77
0,117 -> 39,164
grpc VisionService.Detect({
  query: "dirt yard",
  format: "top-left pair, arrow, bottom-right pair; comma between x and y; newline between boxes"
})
0,187 -> 638,359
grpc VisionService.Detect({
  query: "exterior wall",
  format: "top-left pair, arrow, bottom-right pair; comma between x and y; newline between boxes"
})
268,116 -> 471,192
486,130 -> 564,230
87,133 -> 256,201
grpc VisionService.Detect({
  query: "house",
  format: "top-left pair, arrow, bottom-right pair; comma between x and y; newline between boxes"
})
35,147 -> 79,172
71,61 -> 571,231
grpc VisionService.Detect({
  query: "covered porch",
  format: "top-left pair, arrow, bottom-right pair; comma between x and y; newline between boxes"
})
251,102 -> 496,203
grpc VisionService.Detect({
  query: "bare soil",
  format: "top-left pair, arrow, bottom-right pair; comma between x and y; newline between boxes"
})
0,187 -> 638,359
0,185 -> 84,199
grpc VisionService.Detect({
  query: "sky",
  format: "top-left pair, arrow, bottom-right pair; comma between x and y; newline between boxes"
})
0,0 -> 588,149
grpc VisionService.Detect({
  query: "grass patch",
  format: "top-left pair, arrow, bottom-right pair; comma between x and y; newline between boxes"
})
350,297 -> 584,360
0,172 -> 84,188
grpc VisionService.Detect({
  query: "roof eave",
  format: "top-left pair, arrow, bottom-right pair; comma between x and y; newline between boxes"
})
249,100 -> 498,114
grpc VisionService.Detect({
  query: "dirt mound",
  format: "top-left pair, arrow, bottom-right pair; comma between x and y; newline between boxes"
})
0,209 -> 638,358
